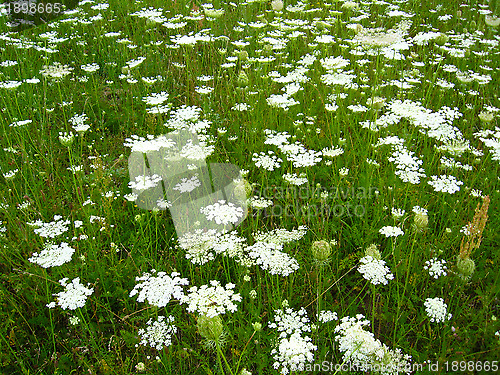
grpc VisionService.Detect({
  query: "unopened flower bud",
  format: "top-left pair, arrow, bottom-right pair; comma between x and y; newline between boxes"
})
457,256 -> 475,278
315,21 -> 328,31
233,178 -> 252,202
341,1 -> 358,10
237,71 -> 249,87
311,240 -> 332,262
485,15 -> 500,27
263,44 -> 273,55
58,132 -> 75,147
364,243 -> 381,260
434,33 -> 449,46
197,315 -> 224,342
252,322 -> 262,332
271,0 -> 283,12
238,50 -> 249,61
478,111 -> 494,123
413,211 -> 428,233
366,96 -> 386,110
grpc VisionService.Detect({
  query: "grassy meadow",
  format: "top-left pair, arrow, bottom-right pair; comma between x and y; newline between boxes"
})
0,0 -> 499,373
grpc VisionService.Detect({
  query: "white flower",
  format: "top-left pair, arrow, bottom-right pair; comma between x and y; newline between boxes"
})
269,308 -> 317,375
246,241 -> 299,277
200,200 -> 244,225
412,206 -> 428,215
283,173 -> 308,186
286,148 -> 322,168
424,297 -> 452,323
177,140 -> 214,160
320,56 -> 349,70
29,242 -> 75,268
322,146 -> 344,157
123,134 -> 175,153
358,256 -> 394,285
334,314 -> 412,373
137,315 -> 177,350
178,229 -> 219,265
69,113 -> 90,133
266,94 -> 299,111
248,196 -> 273,209
387,146 -> 426,184
135,362 -> 146,372
28,216 -> 71,238
157,198 -> 172,209
180,280 -> 242,317
3,169 -> 18,180
339,167 -> 349,177
81,63 -> 100,73
48,277 -> 94,310
271,0 -> 283,12
58,131 -> 75,147
173,175 -> 201,193
318,310 -> 338,323
128,174 -> 162,191
142,92 -> 169,106
129,270 -> 189,307
379,226 -> 404,238
252,151 -> 282,171
232,103 -> 250,111
211,231 -> 247,258
424,258 -> 448,279
427,175 -> 463,194
40,62 -> 73,80
391,207 -> 405,219
254,226 -> 308,245
272,333 -> 316,374
264,130 -> 291,147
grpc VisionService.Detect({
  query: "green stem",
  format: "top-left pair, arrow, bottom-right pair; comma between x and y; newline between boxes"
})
44,269 -> 56,354
216,341 -> 235,375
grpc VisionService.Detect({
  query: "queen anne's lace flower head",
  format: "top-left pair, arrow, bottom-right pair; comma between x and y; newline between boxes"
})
358,256 -> 394,285
200,200 -> 244,225
334,314 -> 412,374
27,216 -> 71,238
29,242 -> 75,268
427,175 -> 463,194
137,315 -> 177,350
423,258 -> 448,279
246,241 -> 299,277
317,310 -> 338,323
424,297 -> 452,323
252,151 -> 282,171
178,229 -> 219,265
47,277 -> 94,310
269,308 -> 317,374
379,226 -> 405,238
130,270 -> 189,307
180,280 -> 242,317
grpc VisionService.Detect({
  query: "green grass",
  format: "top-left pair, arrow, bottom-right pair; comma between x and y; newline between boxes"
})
0,0 -> 499,374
